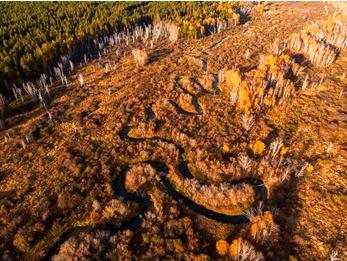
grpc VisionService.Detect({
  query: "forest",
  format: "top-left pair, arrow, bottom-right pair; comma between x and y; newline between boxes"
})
0,1 -> 242,93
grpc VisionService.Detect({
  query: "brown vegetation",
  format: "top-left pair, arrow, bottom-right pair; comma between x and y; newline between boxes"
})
170,168 -> 256,215
125,164 -> 157,192
0,2 -> 346,261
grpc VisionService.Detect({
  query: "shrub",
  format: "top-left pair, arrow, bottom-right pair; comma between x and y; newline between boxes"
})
13,232 -> 30,252
132,48 -> 149,66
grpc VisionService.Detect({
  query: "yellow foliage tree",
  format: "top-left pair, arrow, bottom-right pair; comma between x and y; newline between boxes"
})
324,16 -> 336,33
229,237 -> 243,257
173,239 -> 185,253
263,210 -> 273,223
216,240 -> 229,256
222,68 -> 252,113
251,222 -> 258,237
223,143 -> 231,152
306,164 -> 314,173
192,254 -> 209,261
258,5 -> 265,14
251,211 -> 274,238
266,54 -> 278,66
280,146 -> 288,156
237,84 -> 252,112
232,13 -> 241,25
250,140 -> 266,155
225,68 -> 242,87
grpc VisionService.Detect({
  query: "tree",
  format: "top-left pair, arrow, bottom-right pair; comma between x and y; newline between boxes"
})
216,240 -> 228,256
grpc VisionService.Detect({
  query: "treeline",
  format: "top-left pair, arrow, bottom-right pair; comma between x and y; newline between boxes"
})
0,2 -> 245,93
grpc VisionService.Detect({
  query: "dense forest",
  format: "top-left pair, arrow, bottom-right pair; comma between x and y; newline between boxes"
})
0,2 -> 244,93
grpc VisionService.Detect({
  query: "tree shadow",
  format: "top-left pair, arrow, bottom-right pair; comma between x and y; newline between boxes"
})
150,48 -> 173,63
269,176 -> 300,260
268,139 -> 329,260
1,85 -> 67,131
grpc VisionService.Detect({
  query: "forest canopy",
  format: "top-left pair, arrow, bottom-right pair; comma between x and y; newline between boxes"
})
0,2 -> 243,89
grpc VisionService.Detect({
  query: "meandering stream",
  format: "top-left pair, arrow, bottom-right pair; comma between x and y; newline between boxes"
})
43,55 -> 267,261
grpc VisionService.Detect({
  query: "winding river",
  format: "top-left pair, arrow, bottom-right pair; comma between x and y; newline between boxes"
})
43,59 -> 267,261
